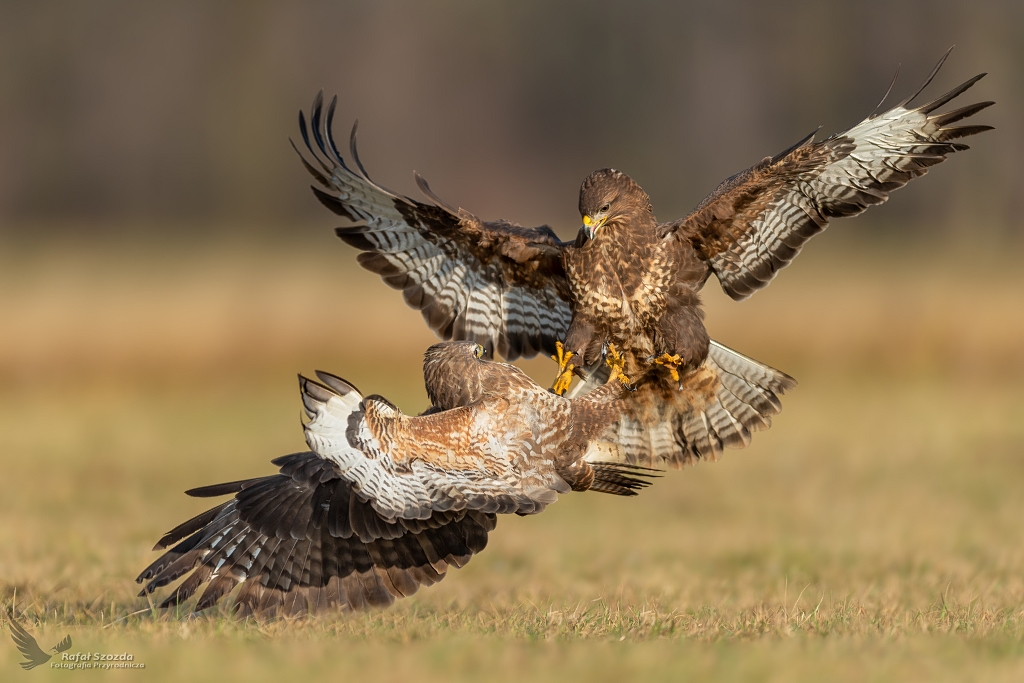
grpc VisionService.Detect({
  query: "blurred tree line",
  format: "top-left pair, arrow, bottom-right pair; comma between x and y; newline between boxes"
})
0,0 -> 1019,244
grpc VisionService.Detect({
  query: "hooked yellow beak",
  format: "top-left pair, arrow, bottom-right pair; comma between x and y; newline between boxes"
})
582,214 -> 605,240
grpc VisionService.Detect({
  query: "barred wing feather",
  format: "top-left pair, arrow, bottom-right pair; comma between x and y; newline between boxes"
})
296,92 -> 573,360
136,451 -> 496,616
671,51 -> 993,300
299,371 -> 568,521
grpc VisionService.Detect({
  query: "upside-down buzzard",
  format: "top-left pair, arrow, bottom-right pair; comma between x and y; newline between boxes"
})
137,339 -> 791,615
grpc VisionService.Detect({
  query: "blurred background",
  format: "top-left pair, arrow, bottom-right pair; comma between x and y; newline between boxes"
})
0,2 -> 1022,678
1,0 -> 1021,236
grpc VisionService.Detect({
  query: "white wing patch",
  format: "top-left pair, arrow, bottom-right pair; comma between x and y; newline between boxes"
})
299,373 -> 572,521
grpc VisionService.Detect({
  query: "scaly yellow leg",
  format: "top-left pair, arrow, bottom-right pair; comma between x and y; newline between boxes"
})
605,343 -> 633,387
654,353 -> 683,384
550,341 -> 576,396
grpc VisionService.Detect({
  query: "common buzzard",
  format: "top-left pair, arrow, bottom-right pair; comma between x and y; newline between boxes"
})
137,339 -> 791,614
296,51 -> 990,404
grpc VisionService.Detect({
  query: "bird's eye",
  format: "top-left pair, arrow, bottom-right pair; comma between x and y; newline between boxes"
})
599,203 -> 610,214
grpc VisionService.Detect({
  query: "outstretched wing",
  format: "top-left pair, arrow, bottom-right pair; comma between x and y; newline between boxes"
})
7,618 -> 50,669
137,452 -> 496,616
296,93 -> 573,360
667,51 -> 993,301
581,342 -> 797,469
299,371 -> 570,521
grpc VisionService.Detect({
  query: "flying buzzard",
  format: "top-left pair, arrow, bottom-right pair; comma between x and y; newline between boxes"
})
295,51 -> 990,399
137,339 -> 791,615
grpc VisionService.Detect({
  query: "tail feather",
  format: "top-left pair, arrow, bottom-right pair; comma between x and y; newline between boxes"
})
580,340 -> 795,470
708,341 -> 797,395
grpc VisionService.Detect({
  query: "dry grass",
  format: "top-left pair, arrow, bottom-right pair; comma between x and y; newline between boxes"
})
0,234 -> 1023,681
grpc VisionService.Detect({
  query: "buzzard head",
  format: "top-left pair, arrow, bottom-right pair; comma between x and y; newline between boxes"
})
578,168 -> 653,240
424,341 -> 485,366
423,340 -> 515,411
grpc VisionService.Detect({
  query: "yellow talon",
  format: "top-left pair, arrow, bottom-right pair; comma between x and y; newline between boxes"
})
654,353 -> 683,383
550,341 -> 576,395
550,340 -> 574,369
552,363 -> 576,395
605,343 -> 633,386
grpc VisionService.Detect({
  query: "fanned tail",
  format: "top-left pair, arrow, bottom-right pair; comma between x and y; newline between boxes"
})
580,341 -> 795,469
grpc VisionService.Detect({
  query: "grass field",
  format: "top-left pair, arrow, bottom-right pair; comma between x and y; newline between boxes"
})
1,235 -> 1022,681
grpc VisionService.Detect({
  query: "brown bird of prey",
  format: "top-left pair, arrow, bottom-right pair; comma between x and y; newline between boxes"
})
137,340 -> 791,615
296,51 -> 990,411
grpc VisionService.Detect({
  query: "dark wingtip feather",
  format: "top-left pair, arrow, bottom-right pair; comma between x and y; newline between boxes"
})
299,374 -> 335,404
186,481 -> 250,498
150,501 -> 234,550
774,369 -> 799,393
314,370 -> 360,396
323,95 -> 346,167
931,100 -> 994,126
869,64 -> 901,119
414,171 -> 460,215
346,119 -> 413,202
349,119 -> 372,183
297,109 -> 311,153
310,90 -> 330,160
297,375 -> 320,418
298,92 -> 356,178
298,97 -> 333,175
901,46 -> 955,107
917,73 -> 988,114
939,124 -> 994,140
269,452 -> 302,467
291,138 -> 332,187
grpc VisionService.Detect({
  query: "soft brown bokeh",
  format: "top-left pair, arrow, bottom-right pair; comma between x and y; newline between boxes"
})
0,1 -> 1019,242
